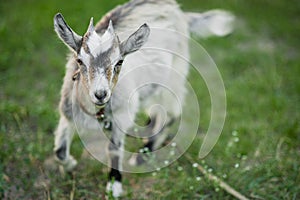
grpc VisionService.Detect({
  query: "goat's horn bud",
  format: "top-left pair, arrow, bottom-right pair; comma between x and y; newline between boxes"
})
107,20 -> 114,33
88,17 -> 95,32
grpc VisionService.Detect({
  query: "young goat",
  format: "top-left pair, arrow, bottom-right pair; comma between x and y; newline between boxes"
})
53,0 -> 234,197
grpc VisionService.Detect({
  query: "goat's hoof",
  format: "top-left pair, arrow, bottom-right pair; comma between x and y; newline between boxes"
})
55,155 -> 78,172
128,154 -> 138,166
106,181 -> 123,198
128,153 -> 147,166
64,156 -> 78,172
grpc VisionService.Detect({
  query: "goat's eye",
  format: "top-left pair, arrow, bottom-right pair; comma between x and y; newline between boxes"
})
76,58 -> 83,65
114,65 -> 121,73
114,60 -> 123,73
116,60 -> 124,66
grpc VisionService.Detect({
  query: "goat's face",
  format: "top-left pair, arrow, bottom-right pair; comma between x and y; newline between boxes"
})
77,20 -> 123,106
54,13 -> 150,106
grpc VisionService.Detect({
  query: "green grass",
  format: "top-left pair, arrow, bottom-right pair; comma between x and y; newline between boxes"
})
1,0 -> 299,199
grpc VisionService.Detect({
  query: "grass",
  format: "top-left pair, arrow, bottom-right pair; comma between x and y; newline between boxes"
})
1,0 -> 299,199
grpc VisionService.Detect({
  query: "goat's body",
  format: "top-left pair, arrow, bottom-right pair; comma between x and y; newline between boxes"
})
60,0 -> 188,129
105,1 -> 189,138
55,1 -> 189,196
54,0 -> 234,197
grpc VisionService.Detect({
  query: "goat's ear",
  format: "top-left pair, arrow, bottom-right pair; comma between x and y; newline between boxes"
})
54,13 -> 82,52
120,23 -> 150,56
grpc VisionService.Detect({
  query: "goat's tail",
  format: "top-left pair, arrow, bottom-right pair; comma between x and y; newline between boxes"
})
185,9 -> 235,38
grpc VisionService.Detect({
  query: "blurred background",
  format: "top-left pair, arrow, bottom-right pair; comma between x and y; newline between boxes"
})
0,0 -> 299,199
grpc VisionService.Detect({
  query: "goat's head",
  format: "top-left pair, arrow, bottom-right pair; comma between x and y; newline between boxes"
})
54,13 -> 150,107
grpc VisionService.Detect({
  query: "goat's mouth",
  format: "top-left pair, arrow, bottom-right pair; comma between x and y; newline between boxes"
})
91,95 -> 110,109
94,102 -> 106,108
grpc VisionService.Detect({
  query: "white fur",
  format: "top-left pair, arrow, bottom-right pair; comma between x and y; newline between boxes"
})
90,68 -> 111,102
112,0 -> 190,120
109,47 -> 121,66
106,181 -> 123,197
87,31 -> 114,57
79,48 -> 91,67
86,32 -> 102,57
101,30 -> 114,52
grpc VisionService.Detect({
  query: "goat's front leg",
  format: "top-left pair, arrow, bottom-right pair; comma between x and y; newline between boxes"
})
54,116 -> 77,172
106,126 -> 124,198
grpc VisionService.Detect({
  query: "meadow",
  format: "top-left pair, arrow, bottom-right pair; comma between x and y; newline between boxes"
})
0,0 -> 299,199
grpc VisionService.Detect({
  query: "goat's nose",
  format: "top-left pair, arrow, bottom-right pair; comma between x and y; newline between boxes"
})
94,90 -> 107,102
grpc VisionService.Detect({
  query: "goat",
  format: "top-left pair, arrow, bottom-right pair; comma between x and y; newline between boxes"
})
53,0 -> 234,197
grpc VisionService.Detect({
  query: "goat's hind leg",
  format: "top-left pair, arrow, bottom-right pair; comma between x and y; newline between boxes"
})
129,114 -> 175,166
54,116 -> 77,172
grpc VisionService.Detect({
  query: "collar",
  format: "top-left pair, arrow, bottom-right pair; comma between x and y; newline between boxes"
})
78,101 -> 112,130
77,100 -> 107,122
95,107 -> 106,121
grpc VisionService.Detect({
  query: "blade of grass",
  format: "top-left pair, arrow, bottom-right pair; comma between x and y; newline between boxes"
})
183,151 -> 249,200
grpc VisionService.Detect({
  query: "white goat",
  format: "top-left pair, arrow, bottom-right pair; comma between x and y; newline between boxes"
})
53,0 -> 234,197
